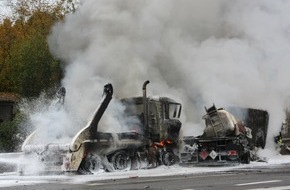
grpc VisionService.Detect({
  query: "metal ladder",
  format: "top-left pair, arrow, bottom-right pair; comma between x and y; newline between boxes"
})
205,104 -> 225,137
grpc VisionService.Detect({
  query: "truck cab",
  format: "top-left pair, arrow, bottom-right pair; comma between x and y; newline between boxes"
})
121,96 -> 182,145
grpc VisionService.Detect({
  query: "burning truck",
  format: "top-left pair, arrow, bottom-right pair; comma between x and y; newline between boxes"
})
19,80 -> 270,174
20,81 -> 182,174
180,104 -> 269,165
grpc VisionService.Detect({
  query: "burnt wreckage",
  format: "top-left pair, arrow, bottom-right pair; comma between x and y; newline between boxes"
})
180,104 -> 268,165
21,81 -> 182,174
20,81 -> 270,174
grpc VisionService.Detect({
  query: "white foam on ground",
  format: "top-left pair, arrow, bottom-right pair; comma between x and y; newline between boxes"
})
0,154 -> 289,188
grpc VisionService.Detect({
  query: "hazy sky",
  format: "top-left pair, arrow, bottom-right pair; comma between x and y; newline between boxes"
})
0,0 -> 10,18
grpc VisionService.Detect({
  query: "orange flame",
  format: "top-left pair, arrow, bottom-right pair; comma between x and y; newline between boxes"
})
153,140 -> 173,149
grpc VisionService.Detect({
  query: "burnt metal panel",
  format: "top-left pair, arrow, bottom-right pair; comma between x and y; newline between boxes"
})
227,107 -> 269,148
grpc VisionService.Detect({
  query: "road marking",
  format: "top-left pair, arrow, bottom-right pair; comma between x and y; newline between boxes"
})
245,185 -> 290,190
235,180 -> 282,186
86,183 -> 105,186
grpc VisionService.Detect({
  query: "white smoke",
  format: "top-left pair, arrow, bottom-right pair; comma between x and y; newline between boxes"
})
18,92 -> 80,144
45,0 -> 290,149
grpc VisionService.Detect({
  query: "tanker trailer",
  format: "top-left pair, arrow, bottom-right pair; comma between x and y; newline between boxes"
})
180,104 -> 268,166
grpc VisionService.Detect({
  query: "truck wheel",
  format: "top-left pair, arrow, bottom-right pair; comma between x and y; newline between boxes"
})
161,150 -> 176,166
241,151 -> 250,164
280,145 -> 290,155
78,154 -> 102,174
111,150 -> 131,171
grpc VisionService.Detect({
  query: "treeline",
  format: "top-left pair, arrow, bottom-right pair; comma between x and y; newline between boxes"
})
0,0 -> 76,97
0,0 -> 76,152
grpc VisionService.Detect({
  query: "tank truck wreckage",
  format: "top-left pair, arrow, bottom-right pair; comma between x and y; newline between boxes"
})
180,104 -> 269,165
20,81 -> 182,174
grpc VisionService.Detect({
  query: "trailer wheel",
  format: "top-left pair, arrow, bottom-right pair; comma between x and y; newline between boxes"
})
161,149 -> 176,166
241,151 -> 250,164
78,154 -> 102,174
111,150 -> 131,171
280,145 -> 290,155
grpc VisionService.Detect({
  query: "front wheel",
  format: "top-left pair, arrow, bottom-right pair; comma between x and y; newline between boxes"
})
110,150 -> 132,171
78,154 -> 102,174
161,149 -> 176,166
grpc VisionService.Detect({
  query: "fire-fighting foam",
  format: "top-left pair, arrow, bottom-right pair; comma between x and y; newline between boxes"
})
1,156 -> 290,188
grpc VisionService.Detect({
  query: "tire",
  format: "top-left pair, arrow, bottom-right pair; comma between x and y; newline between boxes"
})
78,154 -> 102,174
110,150 -> 132,171
280,145 -> 290,155
161,149 -> 176,166
241,151 -> 250,164
226,142 -> 241,161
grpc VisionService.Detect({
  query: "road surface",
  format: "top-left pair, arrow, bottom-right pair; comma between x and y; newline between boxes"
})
1,163 -> 290,190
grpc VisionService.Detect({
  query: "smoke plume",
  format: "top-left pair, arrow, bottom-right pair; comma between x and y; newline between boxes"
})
45,0 -> 290,149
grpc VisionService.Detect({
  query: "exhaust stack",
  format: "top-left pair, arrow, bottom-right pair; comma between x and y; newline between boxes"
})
143,80 -> 150,141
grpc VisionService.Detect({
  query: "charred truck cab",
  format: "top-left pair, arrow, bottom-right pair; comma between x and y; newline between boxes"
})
121,97 -> 182,145
120,95 -> 182,167
20,81 -> 182,174
113,81 -> 182,169
76,81 -> 182,173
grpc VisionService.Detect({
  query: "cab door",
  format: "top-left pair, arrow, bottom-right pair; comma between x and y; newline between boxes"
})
148,100 -> 161,142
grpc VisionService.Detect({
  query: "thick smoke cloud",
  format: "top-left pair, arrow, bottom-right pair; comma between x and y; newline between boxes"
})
48,0 -> 290,148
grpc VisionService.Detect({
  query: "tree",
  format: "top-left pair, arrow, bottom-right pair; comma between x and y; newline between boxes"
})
0,0 -> 78,152
0,112 -> 26,152
9,33 -> 62,97
0,0 -> 74,97
0,19 -> 16,92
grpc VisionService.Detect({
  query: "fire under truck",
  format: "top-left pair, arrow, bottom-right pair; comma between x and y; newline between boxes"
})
180,104 -> 269,166
20,81 -> 182,174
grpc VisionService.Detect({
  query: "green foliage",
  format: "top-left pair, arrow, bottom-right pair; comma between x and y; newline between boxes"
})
0,0 -> 71,97
0,0 -> 75,152
9,34 -> 62,97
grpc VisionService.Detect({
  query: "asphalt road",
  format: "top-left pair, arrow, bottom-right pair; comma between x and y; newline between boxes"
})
1,164 -> 290,190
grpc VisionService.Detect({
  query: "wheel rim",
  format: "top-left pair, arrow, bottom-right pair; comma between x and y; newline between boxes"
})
112,151 -> 131,171
79,154 -> 102,174
88,155 -> 102,172
161,150 -> 176,166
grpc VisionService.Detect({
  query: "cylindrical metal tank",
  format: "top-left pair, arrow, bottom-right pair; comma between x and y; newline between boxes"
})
202,109 -> 237,137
